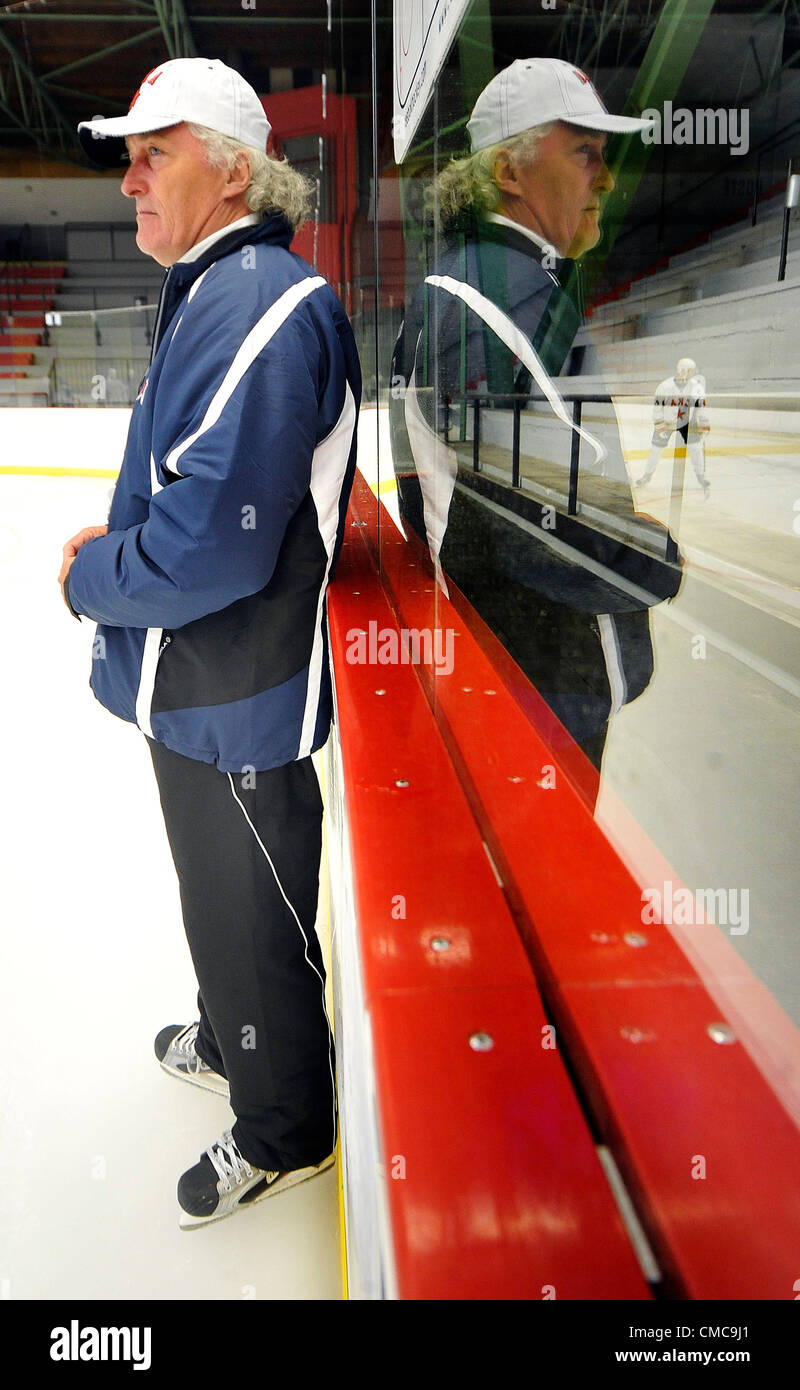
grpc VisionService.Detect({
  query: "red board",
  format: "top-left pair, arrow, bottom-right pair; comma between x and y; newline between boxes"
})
328,532 -> 652,1300
370,990 -> 648,1300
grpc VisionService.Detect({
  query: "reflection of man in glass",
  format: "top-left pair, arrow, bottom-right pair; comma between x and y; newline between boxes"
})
451,63 -> 617,260
391,59 -> 680,790
635,358 -> 710,496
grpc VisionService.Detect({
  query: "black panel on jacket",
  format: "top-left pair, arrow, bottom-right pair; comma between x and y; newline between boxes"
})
150,491 -> 327,713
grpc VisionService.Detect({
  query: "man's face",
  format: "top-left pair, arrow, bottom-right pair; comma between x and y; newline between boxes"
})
496,121 -> 615,258
120,124 -> 245,266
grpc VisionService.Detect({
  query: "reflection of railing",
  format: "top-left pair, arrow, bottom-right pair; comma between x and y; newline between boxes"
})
750,118 -> 800,227
443,389 -> 695,564
779,164 -> 800,282
444,389 -> 597,515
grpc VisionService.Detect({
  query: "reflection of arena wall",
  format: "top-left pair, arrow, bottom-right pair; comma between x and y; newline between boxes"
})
582,276 -> 800,391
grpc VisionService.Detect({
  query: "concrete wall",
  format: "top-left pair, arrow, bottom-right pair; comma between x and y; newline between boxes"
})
1,176 -> 132,228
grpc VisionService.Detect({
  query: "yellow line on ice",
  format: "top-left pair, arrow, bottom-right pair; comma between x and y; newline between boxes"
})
317,750 -> 348,1301
625,443 -> 800,461
0,466 -> 119,477
364,477 -> 398,496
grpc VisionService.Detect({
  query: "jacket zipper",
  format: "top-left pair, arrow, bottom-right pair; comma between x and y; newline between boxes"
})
149,266 -> 172,366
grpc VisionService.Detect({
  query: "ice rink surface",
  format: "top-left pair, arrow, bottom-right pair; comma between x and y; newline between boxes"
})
2,404 -> 799,1300
0,416 -> 341,1300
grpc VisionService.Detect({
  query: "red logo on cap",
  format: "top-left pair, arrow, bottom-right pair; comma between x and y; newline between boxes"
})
128,68 -> 164,113
573,67 -> 605,107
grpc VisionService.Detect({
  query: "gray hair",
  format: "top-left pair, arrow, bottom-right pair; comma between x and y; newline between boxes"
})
427,122 -> 556,229
186,123 -> 314,232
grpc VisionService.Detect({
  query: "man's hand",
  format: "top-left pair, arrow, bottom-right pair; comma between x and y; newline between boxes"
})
59,525 -> 108,610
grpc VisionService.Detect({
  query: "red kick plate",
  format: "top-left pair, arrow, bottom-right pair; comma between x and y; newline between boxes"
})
328,534 -> 651,1299
558,980 -> 800,1300
369,988 -> 651,1301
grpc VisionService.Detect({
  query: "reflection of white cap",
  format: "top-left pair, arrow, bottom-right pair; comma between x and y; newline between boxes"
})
467,57 -> 655,151
78,58 -> 270,166
676,357 -> 697,381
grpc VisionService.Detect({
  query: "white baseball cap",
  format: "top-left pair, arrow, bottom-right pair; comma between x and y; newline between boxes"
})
466,57 -> 655,151
78,58 -> 270,166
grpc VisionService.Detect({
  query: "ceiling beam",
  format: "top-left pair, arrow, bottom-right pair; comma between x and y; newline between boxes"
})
150,0 -> 196,59
42,26 -> 163,85
0,12 -> 376,23
0,26 -> 78,155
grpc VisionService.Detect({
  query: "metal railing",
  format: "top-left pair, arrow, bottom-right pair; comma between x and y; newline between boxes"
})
443,389 -> 612,511
49,355 -> 148,407
441,388 -> 696,564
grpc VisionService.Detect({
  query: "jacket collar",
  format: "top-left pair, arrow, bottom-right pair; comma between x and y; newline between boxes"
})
177,212 -> 261,264
151,211 -> 295,358
166,211 -> 294,292
467,216 -> 583,300
485,212 -> 561,261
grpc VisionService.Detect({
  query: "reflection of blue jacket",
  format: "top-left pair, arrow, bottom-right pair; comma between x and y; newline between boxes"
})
66,215 -> 361,772
399,219 -> 582,394
390,218 -> 681,759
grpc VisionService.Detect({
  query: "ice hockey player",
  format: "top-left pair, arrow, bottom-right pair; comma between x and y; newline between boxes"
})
635,357 -> 710,496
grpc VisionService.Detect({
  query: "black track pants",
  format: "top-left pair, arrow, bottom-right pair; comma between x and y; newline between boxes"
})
146,737 -> 336,1173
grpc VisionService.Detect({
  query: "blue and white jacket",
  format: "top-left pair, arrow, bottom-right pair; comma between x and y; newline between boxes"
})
66,213 -> 361,772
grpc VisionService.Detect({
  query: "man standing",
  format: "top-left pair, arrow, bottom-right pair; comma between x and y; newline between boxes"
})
390,59 -> 678,787
58,58 -> 360,1228
635,357 -> 711,495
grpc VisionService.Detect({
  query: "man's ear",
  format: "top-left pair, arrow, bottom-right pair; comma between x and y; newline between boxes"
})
225,149 -> 252,200
492,147 -> 520,196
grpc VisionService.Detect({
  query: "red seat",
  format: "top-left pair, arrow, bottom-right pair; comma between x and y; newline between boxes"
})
1,314 -> 45,328
20,264 -> 65,279
0,300 -> 54,314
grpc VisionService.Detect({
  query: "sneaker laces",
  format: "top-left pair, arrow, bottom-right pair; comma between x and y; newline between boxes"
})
206,1130 -> 257,1193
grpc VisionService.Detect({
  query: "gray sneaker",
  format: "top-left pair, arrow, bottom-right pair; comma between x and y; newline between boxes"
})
154,1022 -> 229,1098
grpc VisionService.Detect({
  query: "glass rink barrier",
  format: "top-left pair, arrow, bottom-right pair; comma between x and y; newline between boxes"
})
44,305 -> 155,408
323,0 -> 800,1303
3,0 -> 800,1321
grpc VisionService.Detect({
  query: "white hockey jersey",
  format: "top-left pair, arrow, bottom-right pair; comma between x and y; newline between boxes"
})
652,374 -> 709,434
